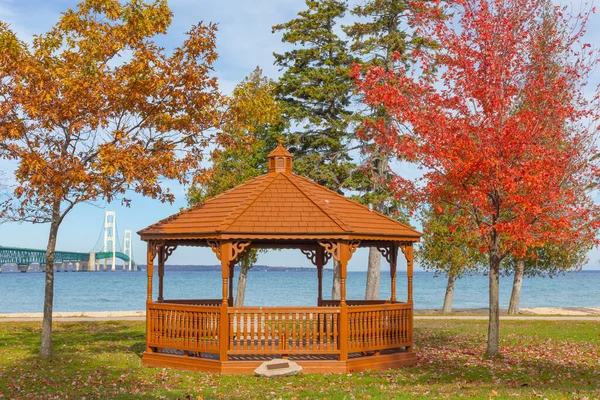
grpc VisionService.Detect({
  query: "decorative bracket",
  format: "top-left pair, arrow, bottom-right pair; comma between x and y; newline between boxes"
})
231,241 -> 251,264
162,244 -> 178,263
377,244 -> 398,265
349,240 -> 360,257
207,240 -> 221,260
318,241 -> 339,261
207,240 -> 251,263
400,243 -> 413,262
318,240 -> 360,262
148,240 -> 165,262
301,248 -> 331,266
301,249 -> 318,266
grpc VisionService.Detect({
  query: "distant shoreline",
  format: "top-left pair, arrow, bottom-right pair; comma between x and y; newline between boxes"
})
3,265 -> 600,273
1,307 -> 599,321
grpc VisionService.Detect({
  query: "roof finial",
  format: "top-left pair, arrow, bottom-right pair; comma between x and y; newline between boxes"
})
268,140 -> 293,173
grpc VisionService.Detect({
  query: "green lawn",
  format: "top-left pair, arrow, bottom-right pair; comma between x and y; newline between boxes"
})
0,320 -> 598,399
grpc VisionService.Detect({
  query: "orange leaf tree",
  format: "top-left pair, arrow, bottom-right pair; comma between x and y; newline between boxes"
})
0,0 -> 220,358
355,0 -> 600,356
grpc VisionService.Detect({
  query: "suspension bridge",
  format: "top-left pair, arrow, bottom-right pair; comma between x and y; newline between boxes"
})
0,211 -> 137,272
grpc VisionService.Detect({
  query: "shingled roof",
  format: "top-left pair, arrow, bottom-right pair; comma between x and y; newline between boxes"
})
138,142 -> 421,242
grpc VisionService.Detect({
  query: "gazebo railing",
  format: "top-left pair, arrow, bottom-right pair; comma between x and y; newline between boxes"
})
159,299 -> 222,307
319,299 -> 394,307
148,302 -> 220,353
347,303 -> 412,352
227,307 -> 341,355
147,301 -> 412,359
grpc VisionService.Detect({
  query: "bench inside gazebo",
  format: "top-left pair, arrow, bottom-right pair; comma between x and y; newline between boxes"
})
138,143 -> 421,374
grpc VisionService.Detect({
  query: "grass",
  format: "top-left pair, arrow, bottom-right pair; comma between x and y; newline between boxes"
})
0,320 -> 598,399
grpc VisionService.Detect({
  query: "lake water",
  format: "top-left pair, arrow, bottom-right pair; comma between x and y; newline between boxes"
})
0,269 -> 599,313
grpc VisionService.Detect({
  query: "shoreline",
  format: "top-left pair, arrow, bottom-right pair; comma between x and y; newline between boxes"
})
1,307 -> 599,322
416,306 -> 600,316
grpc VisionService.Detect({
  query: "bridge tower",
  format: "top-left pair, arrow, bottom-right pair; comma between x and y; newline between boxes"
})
123,230 -> 133,271
103,211 -> 117,271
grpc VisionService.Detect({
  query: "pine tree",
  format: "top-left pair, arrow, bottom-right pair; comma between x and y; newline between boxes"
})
273,0 -> 356,193
273,0 -> 357,300
344,0 -> 440,300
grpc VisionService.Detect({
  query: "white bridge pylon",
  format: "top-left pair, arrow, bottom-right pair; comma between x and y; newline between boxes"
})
90,210 -> 134,271
103,211 -> 117,271
123,229 -> 133,271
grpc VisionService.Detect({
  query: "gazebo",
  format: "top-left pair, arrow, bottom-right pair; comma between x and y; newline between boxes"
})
138,142 -> 421,374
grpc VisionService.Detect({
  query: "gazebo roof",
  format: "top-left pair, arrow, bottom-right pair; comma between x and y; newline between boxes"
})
138,142 -> 421,243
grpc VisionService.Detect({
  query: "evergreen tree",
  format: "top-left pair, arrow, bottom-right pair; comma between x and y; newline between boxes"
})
273,0 -> 356,192
273,0 -> 357,300
344,0 -> 440,300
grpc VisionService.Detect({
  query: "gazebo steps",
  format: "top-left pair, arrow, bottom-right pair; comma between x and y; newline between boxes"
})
143,348 -> 416,374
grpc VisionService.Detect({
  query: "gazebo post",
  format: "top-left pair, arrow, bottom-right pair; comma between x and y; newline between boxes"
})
228,260 -> 235,306
339,242 -> 349,362
157,245 -> 165,302
405,245 -> 414,303
219,242 -> 231,362
316,246 -> 324,306
390,244 -> 398,302
401,243 -> 415,352
146,242 -> 155,353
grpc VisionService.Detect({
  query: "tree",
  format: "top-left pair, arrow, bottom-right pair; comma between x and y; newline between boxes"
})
505,239 -> 592,314
356,0 -> 600,356
500,2 -> 598,316
273,0 -> 357,300
188,67 -> 283,306
344,0 -> 440,300
417,205 -> 486,313
0,0 -> 220,358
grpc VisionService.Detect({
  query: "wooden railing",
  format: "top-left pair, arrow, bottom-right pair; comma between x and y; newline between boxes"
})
347,303 -> 412,352
147,302 -> 220,353
147,302 -> 412,358
227,307 -> 341,355
320,299 -> 393,307
159,299 -> 221,307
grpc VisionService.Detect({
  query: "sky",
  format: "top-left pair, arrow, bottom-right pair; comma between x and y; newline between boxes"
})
0,0 -> 599,271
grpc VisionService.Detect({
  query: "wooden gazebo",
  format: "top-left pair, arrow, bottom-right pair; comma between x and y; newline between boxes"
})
138,142 -> 421,374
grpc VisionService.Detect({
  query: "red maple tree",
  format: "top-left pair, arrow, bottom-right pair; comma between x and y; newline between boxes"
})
355,0 -> 600,356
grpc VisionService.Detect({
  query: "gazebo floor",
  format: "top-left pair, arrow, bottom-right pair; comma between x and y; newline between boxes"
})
142,347 -> 416,374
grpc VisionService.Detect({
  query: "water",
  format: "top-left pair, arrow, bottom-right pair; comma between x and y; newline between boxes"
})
0,269 -> 599,313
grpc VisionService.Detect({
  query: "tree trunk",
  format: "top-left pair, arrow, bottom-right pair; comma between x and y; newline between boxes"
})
508,259 -> 524,315
442,273 -> 457,314
41,201 -> 61,359
365,247 -> 381,300
332,260 -> 341,300
234,258 -> 251,307
486,236 -> 501,357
